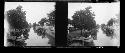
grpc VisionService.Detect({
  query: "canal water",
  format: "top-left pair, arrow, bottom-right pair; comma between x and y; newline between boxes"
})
25,27 -> 51,46
24,25 -> 119,46
93,28 -> 120,46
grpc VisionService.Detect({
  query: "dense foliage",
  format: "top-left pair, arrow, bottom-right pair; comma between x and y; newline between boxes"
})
7,5 -> 29,30
6,5 -> 29,46
68,7 -> 97,46
68,6 -> 97,35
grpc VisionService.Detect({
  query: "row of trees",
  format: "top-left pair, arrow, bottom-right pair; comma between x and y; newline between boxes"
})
33,10 -> 55,38
101,17 -> 120,39
33,10 -> 55,46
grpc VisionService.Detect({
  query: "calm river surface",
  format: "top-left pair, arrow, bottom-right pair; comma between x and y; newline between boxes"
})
25,27 -> 50,46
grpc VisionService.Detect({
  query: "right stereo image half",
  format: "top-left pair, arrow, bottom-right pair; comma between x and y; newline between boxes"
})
67,2 -> 120,46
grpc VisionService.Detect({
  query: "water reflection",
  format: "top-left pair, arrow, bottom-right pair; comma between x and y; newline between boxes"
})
93,28 -> 119,46
25,27 -> 50,46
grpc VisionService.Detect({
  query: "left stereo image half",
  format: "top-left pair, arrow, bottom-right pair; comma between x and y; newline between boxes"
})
4,2 -> 55,47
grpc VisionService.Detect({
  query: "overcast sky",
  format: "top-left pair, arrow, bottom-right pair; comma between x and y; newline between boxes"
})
5,2 -> 55,24
68,2 -> 120,25
5,2 -> 120,25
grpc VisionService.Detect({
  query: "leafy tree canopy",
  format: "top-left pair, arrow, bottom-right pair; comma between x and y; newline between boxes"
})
47,10 -> 55,26
39,10 -> 55,26
69,6 -> 96,31
6,5 -> 28,29
38,18 -> 48,26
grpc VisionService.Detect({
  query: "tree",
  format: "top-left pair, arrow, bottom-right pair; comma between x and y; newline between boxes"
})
6,5 -> 29,46
101,20 -> 115,38
47,10 -> 55,26
107,18 -> 115,26
38,18 -> 48,26
38,10 -> 55,26
70,6 -> 97,36
36,10 -> 55,46
7,5 -> 28,30
68,19 -> 76,32
68,19 -> 72,24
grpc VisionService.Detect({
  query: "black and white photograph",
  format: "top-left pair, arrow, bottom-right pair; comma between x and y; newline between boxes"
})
3,0 -> 120,48
4,2 -> 55,47
68,2 -> 120,46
